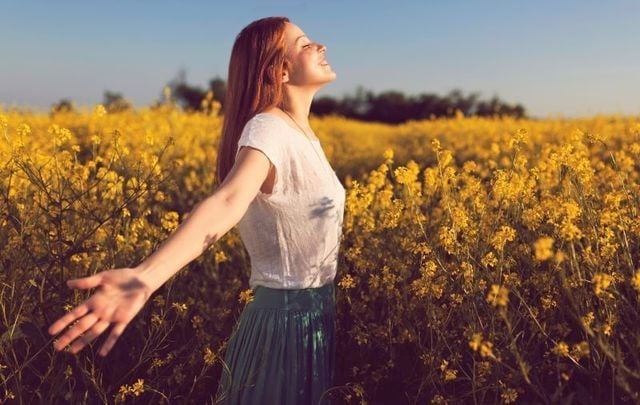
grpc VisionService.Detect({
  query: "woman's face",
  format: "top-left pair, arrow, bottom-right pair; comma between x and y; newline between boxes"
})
282,22 -> 336,87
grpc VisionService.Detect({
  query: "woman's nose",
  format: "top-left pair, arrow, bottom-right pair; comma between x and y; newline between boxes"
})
318,43 -> 326,53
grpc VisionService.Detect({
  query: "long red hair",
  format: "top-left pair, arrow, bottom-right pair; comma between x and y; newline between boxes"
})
215,16 -> 291,187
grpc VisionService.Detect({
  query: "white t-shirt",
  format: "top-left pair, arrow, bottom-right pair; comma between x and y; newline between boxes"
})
234,112 -> 346,289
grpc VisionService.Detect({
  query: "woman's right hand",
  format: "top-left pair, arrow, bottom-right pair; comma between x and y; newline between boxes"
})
47,267 -> 154,357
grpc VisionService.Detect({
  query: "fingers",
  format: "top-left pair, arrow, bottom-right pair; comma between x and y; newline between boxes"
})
67,273 -> 103,290
48,303 -> 90,336
99,322 -> 127,357
68,319 -> 111,354
53,312 -> 98,352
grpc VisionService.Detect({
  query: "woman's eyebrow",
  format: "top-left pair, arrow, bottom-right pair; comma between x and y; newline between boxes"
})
295,35 -> 307,44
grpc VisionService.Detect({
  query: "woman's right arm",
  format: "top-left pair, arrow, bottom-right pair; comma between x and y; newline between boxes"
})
135,145 -> 273,293
48,146 -> 273,356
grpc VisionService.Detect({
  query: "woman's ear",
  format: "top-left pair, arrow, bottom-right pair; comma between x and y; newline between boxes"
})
281,60 -> 290,84
266,64 -> 288,84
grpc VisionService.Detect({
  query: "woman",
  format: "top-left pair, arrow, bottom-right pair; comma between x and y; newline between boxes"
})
47,16 -> 344,404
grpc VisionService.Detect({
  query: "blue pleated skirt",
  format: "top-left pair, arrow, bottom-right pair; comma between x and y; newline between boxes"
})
214,281 -> 336,404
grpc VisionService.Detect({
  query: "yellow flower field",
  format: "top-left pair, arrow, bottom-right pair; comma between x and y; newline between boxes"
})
1,99 -> 639,403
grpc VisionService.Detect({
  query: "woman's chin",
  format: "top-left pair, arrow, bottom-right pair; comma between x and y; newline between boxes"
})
322,67 -> 336,79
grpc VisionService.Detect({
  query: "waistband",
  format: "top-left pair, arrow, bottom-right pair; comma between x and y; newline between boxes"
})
248,281 -> 335,313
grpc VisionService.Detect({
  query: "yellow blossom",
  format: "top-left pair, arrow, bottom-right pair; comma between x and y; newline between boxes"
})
431,394 -> 446,404
481,251 -> 498,268
438,225 -> 458,254
501,387 -> 519,404
533,236 -> 554,261
383,148 -> 394,162
238,288 -> 254,304
559,221 -> 583,241
16,123 -> 31,137
431,138 -> 442,152
161,211 -> 180,232
552,341 -> 569,357
64,364 -> 73,379
443,368 -> 457,381
490,225 -> 516,252
592,272 -> 613,296
215,250 -> 229,263
486,284 -> 509,307
469,333 -> 483,351
480,340 -> 494,358
203,346 -> 216,366
338,273 -> 356,289
631,269 -> 640,292
571,341 -> 590,360
393,161 -> 419,185
150,313 -> 163,327
130,379 -> 144,396
93,104 -> 107,117
554,250 -> 566,264
191,315 -> 203,329
439,150 -> 453,167
171,302 -> 187,313
117,385 -> 129,401
581,311 -> 595,328
563,201 -> 581,219
469,333 -> 494,357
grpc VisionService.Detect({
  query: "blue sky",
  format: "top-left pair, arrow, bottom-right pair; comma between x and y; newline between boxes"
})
1,0 -> 639,118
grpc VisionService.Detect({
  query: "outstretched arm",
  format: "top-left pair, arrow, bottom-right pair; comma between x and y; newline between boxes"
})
47,145 -> 272,356
135,189 -> 246,293
135,144 -> 273,293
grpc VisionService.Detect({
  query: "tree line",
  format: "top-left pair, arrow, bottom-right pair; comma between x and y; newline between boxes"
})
51,68 -> 528,122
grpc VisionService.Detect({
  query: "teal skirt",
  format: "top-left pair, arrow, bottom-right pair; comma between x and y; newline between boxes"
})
214,281 -> 336,404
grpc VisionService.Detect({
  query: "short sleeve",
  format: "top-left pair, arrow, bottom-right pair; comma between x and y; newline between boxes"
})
235,114 -> 286,196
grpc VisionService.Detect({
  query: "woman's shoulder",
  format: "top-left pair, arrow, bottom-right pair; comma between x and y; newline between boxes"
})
244,113 -> 302,149
238,112 -> 294,155
246,111 -> 287,133
250,111 -> 288,128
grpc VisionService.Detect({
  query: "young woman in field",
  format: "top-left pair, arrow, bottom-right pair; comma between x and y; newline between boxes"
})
47,16 -> 344,404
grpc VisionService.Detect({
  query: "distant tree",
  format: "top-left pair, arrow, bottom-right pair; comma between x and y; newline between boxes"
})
473,94 -> 525,118
50,98 -> 75,114
208,76 -> 227,111
445,89 -> 480,116
510,104 -> 526,119
166,68 -> 207,112
175,83 -> 206,112
365,90 -> 415,124
311,96 -> 340,116
411,94 -> 446,119
103,91 -> 132,113
340,85 -> 371,117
